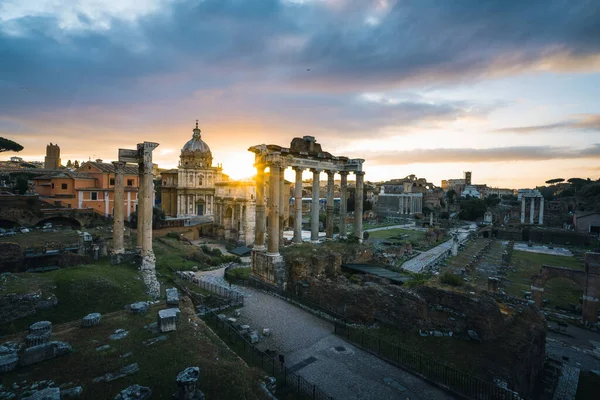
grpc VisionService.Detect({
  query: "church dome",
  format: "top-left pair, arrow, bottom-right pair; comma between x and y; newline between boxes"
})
182,121 -> 211,154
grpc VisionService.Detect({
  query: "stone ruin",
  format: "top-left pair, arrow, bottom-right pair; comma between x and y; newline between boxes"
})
173,367 -> 204,400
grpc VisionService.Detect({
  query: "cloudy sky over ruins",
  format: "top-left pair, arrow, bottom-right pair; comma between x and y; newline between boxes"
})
1,0 -> 599,187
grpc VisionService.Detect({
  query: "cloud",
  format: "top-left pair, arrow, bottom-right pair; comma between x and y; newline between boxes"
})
357,144 -> 600,165
495,114 -> 600,133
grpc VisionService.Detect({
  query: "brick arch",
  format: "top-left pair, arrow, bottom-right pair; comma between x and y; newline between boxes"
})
531,253 -> 600,323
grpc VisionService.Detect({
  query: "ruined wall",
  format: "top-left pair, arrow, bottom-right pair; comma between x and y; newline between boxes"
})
0,290 -> 58,325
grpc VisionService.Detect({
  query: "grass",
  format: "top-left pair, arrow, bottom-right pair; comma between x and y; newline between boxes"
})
504,250 -> 584,309
0,227 -> 116,248
1,260 -> 150,335
367,228 -> 424,241
1,302 -> 265,399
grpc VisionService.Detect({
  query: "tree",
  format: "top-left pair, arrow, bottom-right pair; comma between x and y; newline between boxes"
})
130,207 -> 166,226
447,189 -> 456,204
15,176 -> 29,194
545,178 -> 565,184
458,198 -> 487,221
74,160 -> 80,169
66,160 -> 72,168
484,195 -> 501,208
0,137 -> 24,153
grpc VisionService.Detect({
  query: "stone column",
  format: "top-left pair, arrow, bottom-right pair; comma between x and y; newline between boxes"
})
139,142 -> 160,299
254,164 -> 266,250
520,197 -> 526,223
354,171 -> 364,240
339,171 -> 348,238
137,163 -> 144,250
267,162 -> 281,254
279,166 -> 285,245
104,191 -> 109,217
311,169 -> 321,242
293,167 -> 303,243
530,197 -> 535,224
539,197 -> 544,225
112,161 -> 126,260
127,191 -> 131,220
326,171 -> 335,239
78,191 -> 83,208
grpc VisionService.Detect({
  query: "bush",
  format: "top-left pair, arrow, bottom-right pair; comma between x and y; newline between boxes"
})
440,271 -> 462,286
166,232 -> 181,240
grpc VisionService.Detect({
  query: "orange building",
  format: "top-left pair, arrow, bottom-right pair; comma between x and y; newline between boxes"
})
32,161 -> 139,219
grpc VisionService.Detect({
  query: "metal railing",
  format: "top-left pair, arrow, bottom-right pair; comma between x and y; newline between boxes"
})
334,322 -> 523,400
201,311 -> 333,400
176,271 -> 244,307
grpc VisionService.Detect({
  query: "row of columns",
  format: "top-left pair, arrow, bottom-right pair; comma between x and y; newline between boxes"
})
255,163 -> 364,255
397,194 -> 422,215
520,196 -> 544,225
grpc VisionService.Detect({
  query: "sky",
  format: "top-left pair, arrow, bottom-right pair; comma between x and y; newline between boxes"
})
1,0 -> 599,188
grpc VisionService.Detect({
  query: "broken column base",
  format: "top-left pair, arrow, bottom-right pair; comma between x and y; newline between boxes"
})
140,252 -> 161,299
251,251 -> 286,290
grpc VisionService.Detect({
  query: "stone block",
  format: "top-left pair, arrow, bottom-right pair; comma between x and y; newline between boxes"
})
262,328 -> 271,336
22,387 -> 60,400
26,331 -> 52,348
82,313 -> 101,328
166,288 -> 180,307
109,329 -> 129,340
113,384 -> 151,400
29,321 -> 52,335
95,363 -> 140,383
234,309 -> 241,317
249,331 -> 259,344
173,366 -> 204,400
61,386 -> 83,398
158,308 -> 180,332
0,353 -> 18,372
227,317 -> 237,324
130,302 -> 148,315
217,314 -> 227,321
20,341 -> 72,366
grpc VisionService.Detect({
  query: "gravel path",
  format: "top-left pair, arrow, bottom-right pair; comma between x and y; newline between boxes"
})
194,268 -> 454,400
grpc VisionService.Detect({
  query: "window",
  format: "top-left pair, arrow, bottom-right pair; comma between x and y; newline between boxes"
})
110,178 -> 115,185
127,179 -> 133,186
51,183 -> 55,189
61,183 -> 67,190
91,192 -> 98,200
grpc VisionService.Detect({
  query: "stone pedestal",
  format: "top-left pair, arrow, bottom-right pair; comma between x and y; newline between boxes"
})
158,308 -> 181,332
25,331 -> 51,347
166,287 -> 180,307
82,312 -> 102,328
251,251 -> 286,290
29,321 -> 52,334
173,367 -> 204,400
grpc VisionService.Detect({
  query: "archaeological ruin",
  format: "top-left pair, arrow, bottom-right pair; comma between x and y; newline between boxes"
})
249,136 -> 365,289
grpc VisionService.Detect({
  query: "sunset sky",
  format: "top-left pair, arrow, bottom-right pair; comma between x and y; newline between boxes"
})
1,0 -> 599,188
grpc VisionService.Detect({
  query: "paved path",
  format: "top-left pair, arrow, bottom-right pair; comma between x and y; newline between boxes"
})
194,268 -> 454,400
401,224 -> 477,273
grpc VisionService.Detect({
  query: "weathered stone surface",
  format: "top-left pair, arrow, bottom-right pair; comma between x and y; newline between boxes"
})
166,288 -> 179,307
29,321 -> 52,334
61,386 -> 83,398
0,353 -> 18,372
81,313 -> 101,328
26,331 -> 51,348
467,330 -> 480,342
0,341 -> 22,355
249,331 -> 259,344
22,387 -> 60,400
109,329 -> 129,340
158,308 -> 180,333
0,291 -> 58,325
262,328 -> 271,336
130,302 -> 148,314
20,341 -> 72,366
113,384 -> 151,400
94,363 -> 140,383
143,335 -> 168,346
96,345 -> 111,352
217,314 -> 226,321
173,367 -> 204,400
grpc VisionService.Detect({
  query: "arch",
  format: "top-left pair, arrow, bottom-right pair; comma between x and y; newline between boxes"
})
531,259 -> 600,323
35,216 -> 82,229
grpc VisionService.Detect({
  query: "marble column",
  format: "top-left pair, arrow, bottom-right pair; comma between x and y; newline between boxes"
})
530,197 -> 535,224
138,141 -> 160,299
279,166 -> 285,245
326,171 -> 335,239
539,197 -> 544,225
339,171 -> 348,238
254,164 -> 266,250
293,167 -> 303,243
520,198 -> 526,223
311,169 -> 321,242
137,163 -> 145,250
267,163 -> 281,254
104,191 -> 109,217
112,161 -> 126,256
127,191 -> 131,220
354,171 -> 364,240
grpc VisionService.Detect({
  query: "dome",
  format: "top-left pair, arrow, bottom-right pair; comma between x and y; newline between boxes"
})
181,122 -> 211,154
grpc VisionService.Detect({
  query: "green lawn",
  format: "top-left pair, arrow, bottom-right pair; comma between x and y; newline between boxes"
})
1,304 -> 264,399
504,250 -> 584,309
367,228 -> 424,242
1,260 -> 150,335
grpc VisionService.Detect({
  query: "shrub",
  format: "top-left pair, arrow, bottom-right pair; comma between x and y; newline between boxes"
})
440,271 -> 462,286
166,232 -> 181,240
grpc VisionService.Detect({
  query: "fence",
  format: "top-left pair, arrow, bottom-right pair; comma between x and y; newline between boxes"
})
201,311 -> 333,400
334,322 -> 523,400
176,271 -> 244,307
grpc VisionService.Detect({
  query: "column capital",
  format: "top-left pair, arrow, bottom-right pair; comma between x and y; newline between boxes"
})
326,170 -> 336,178
293,166 -> 305,173
310,168 -> 322,174
112,161 -> 127,173
354,171 -> 365,176
338,170 -> 349,177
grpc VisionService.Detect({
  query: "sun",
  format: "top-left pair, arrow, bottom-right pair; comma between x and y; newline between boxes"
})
219,151 -> 256,180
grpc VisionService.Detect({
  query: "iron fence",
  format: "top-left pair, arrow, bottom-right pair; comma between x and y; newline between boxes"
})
334,322 -> 523,400
201,311 -> 333,400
